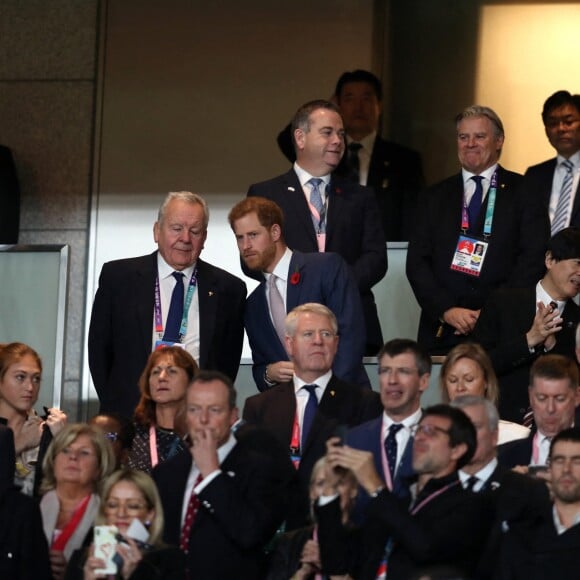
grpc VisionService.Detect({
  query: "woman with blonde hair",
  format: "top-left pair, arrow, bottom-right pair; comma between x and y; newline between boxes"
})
40,423 -> 116,579
439,342 -> 529,444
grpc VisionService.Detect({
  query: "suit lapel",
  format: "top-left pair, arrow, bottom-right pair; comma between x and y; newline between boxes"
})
135,253 -> 159,356
196,259 -> 217,368
286,252 -> 304,312
284,170 -> 318,247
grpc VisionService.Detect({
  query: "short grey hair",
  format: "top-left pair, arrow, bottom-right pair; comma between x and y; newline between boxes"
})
451,395 -> 500,432
455,105 -> 505,140
157,191 -> 210,229
285,303 -> 338,337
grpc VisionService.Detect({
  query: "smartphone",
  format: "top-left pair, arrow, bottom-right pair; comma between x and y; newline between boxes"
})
333,424 -> 348,446
94,525 -> 118,574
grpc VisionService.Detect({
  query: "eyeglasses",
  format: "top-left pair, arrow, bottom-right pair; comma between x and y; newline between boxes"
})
411,424 -> 451,438
103,432 -> 119,442
104,500 -> 148,514
294,330 -> 337,342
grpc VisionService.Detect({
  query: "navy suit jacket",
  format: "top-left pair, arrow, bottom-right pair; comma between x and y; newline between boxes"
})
346,416 -> 415,503
406,166 -> 549,354
245,250 -> 369,391
523,157 -> 580,233
88,252 -> 246,418
473,286 -> 580,422
152,430 -> 293,579
247,169 -> 387,353
0,145 -> 20,244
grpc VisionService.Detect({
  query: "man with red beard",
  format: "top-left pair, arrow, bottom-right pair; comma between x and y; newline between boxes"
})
474,227 -> 580,423
228,196 -> 368,391
498,428 -> 580,579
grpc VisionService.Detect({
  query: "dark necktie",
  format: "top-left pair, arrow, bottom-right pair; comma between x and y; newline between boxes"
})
180,472 -> 203,553
347,142 -> 362,182
468,175 -> 484,228
385,423 -> 404,481
163,271 -> 185,342
301,384 -> 319,447
465,475 -> 479,492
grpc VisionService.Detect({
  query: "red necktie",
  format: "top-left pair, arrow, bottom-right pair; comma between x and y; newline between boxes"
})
179,473 -> 203,553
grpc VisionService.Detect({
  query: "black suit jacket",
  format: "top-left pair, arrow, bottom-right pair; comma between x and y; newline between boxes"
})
523,157 -> 580,233
152,430 -> 293,580
242,375 -> 381,525
247,169 -> 387,353
336,136 -> 425,241
406,166 -> 549,354
498,432 -> 534,468
473,286 -> 580,422
317,473 -> 493,580
88,252 -> 246,418
0,145 -> 20,244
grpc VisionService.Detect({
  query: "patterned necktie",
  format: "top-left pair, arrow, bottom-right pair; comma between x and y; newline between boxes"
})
468,176 -> 484,228
180,472 -> 203,553
385,423 -> 404,481
301,384 -> 319,447
551,159 -> 575,235
163,271 -> 185,342
347,142 -> 363,183
308,178 -> 326,233
267,274 -> 286,344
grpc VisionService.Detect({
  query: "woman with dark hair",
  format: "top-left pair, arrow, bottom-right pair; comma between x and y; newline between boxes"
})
40,423 -> 116,580
0,342 -> 67,496
127,347 -> 198,474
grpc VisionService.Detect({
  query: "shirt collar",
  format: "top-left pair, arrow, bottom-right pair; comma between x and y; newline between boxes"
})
217,432 -> 237,464
293,163 -> 331,188
459,457 -> 498,487
382,407 -> 422,432
157,252 -> 195,280
346,131 -> 376,155
267,247 -> 292,281
556,150 -> 580,167
462,163 -> 498,185
553,504 -> 580,534
536,280 -> 566,314
293,369 -> 333,395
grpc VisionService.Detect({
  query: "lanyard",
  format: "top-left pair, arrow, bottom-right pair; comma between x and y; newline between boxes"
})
154,267 -> 198,338
410,480 -> 460,515
461,170 -> 498,237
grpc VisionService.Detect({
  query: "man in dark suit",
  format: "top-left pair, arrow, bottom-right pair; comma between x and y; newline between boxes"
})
88,191 -> 246,418
499,355 -> 579,469
346,338 -> 430,512
0,145 -> 20,244
243,303 -> 381,526
153,371 -> 293,579
276,70 -> 424,242
406,105 -> 548,355
498,428 -> 580,579
474,226 -> 580,422
229,196 -> 368,391
317,404 -> 492,580
249,99 -> 387,355
522,90 -> 580,237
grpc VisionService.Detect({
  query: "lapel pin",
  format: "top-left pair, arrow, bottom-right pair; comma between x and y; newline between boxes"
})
382,179 -> 389,188
330,390 -> 335,396
288,186 -> 295,192
208,291 -> 214,297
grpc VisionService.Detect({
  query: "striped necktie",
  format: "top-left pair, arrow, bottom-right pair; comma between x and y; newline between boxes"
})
551,159 -> 574,235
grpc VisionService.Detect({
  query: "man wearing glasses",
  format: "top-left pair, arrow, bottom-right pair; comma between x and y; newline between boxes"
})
229,196 -> 369,391
243,303 -> 381,528
317,404 -> 493,579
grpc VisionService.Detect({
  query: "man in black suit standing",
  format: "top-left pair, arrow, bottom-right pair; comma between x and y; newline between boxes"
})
499,355 -> 580,469
153,371 -> 293,579
88,191 -> 246,418
0,144 -> 20,244
474,226 -> 580,422
249,99 -> 387,355
243,303 -> 381,526
406,105 -> 548,355
522,90 -> 580,237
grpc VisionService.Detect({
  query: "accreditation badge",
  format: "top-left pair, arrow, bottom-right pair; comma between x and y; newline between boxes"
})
154,339 -> 186,350
450,235 -> 488,277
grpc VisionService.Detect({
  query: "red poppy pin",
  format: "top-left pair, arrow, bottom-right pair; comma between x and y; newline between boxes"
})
290,268 -> 301,285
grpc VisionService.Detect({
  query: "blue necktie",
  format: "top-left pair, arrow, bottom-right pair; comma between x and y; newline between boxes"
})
385,423 -> 403,481
301,384 -> 319,447
308,178 -> 326,233
163,271 -> 185,342
468,176 -> 483,229
551,159 -> 575,235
